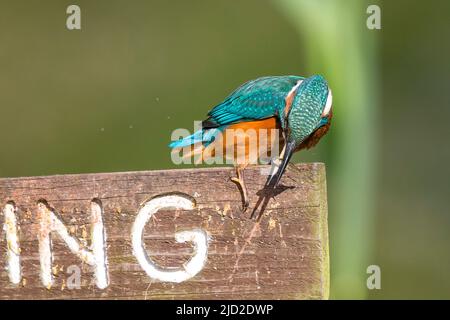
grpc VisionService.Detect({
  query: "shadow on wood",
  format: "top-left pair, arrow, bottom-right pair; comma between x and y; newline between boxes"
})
0,163 -> 329,299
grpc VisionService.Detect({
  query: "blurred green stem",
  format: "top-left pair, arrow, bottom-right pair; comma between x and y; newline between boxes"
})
274,0 -> 379,298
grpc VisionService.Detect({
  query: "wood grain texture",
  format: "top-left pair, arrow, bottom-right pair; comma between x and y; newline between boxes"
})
0,163 -> 329,300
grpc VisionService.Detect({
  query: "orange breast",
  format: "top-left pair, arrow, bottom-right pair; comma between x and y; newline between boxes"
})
201,117 -> 284,166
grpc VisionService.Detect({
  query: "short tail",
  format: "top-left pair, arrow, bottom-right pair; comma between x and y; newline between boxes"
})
169,127 -> 223,149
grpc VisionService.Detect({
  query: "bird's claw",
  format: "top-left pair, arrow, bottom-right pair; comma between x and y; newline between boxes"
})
242,200 -> 249,213
230,176 -> 250,214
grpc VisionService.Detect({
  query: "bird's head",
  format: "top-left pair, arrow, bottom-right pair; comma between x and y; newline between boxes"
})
271,74 -> 332,187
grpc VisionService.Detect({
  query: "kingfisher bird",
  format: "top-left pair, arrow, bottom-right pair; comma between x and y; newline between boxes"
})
169,74 -> 333,211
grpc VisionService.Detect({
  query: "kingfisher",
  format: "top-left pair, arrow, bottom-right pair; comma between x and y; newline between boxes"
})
169,75 -> 333,211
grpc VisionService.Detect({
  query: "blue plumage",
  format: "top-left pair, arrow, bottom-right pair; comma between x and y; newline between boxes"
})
204,75 -> 303,128
168,127 -> 223,148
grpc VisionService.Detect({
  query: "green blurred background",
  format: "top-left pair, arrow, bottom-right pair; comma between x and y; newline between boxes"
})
1,0 -> 449,299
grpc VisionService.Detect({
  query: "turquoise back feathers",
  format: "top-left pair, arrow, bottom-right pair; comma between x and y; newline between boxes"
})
203,75 -> 304,128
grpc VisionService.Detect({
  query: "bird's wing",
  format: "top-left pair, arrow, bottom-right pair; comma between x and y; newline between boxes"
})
203,76 -> 303,128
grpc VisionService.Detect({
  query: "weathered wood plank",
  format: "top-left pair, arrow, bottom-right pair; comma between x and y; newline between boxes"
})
0,163 -> 329,299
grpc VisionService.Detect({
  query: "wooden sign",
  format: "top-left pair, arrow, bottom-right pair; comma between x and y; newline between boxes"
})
0,164 -> 329,299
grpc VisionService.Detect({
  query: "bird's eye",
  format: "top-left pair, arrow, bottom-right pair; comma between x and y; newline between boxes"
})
322,89 -> 332,116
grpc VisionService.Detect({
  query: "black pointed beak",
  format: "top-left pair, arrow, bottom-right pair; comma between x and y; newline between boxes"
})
267,140 -> 296,188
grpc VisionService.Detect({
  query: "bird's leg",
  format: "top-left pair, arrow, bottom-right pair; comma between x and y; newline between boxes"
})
230,166 -> 249,212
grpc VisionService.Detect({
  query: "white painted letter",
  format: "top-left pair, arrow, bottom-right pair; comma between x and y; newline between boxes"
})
132,194 -> 209,283
66,5 -> 81,30
2,202 -> 21,284
37,199 -> 108,289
